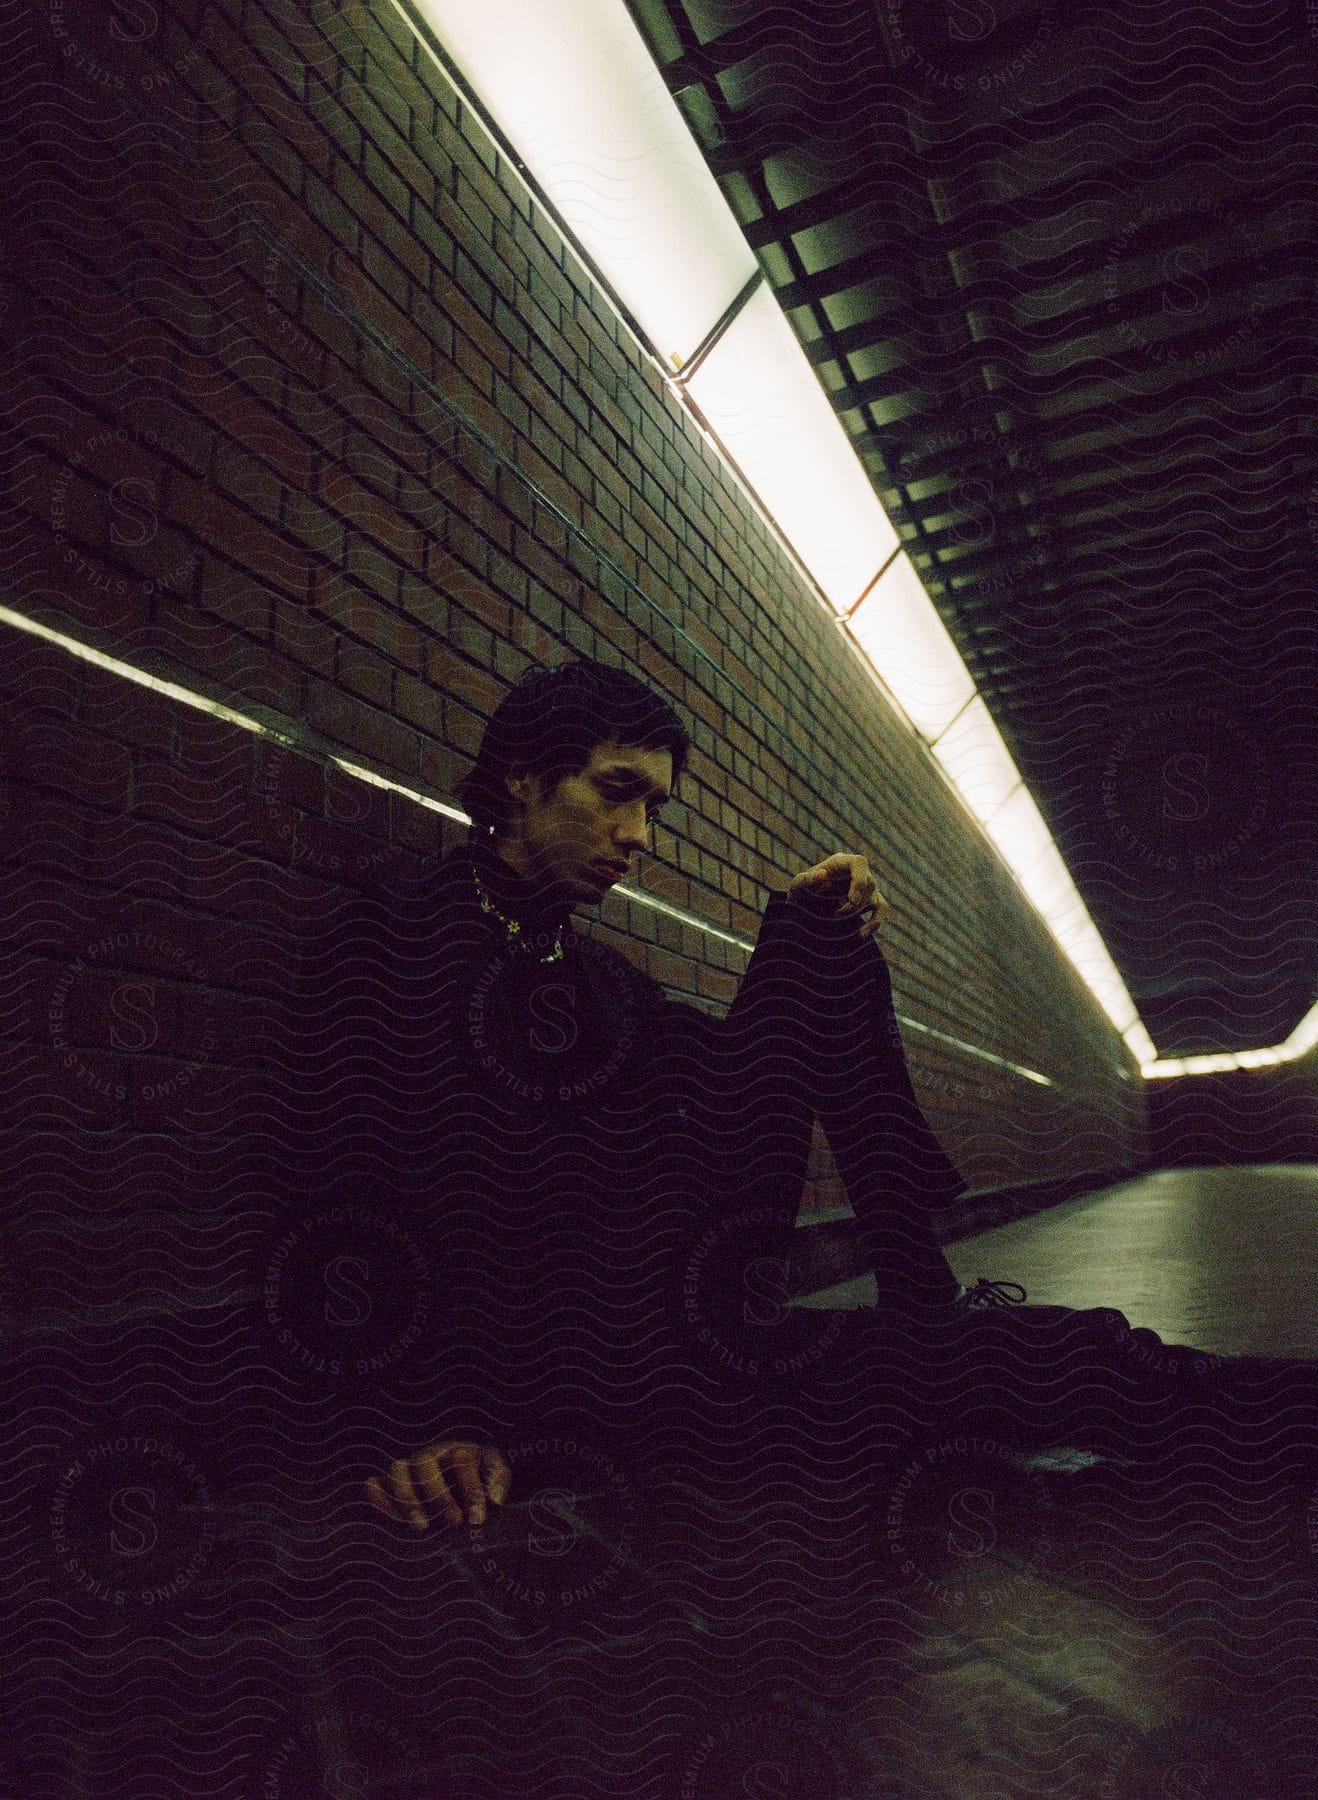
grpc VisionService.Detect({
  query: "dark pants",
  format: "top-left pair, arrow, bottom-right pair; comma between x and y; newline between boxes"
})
722,909 -> 1317,1465
723,903 -> 967,1310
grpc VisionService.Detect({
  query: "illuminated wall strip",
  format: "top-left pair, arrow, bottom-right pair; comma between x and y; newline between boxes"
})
900,1016 -> 1053,1086
0,605 -> 1080,1085
330,756 -> 468,825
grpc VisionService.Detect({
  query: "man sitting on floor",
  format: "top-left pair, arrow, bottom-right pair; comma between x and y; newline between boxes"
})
344,658 -> 1312,1532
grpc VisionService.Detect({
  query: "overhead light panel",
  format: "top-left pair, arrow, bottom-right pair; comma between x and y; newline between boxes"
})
847,552 -> 976,740
683,283 -> 900,610
414,0 -> 757,369
1143,997 -> 1318,1077
929,696 -> 1023,826
982,782 -> 1054,875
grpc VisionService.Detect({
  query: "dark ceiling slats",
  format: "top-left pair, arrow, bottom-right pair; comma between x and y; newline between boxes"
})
624,0 -> 1315,1054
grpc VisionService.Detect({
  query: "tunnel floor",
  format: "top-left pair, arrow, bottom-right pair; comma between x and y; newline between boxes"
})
944,1161 -> 1318,1361
841,1160 -> 1318,1795
13,1164 -> 1317,1797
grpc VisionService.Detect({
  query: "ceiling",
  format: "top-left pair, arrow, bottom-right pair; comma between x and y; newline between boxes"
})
624,0 -> 1317,1057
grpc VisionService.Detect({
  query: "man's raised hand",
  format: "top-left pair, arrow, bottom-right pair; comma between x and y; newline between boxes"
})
365,1440 -> 512,1533
786,852 -> 888,941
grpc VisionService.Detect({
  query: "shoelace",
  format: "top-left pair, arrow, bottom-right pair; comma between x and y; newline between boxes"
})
956,1276 -> 1029,1308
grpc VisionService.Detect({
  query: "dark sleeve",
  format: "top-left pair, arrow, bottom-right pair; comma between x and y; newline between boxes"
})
645,894 -> 826,1209
653,889 -> 926,1112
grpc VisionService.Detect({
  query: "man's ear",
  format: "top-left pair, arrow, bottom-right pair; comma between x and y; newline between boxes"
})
503,768 -> 536,808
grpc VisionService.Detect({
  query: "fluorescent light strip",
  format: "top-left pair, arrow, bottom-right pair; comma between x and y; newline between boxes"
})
672,269 -> 765,384
0,604 -> 299,745
1,605 -> 1083,1085
901,1014 -> 1054,1086
681,283 -> 899,611
408,0 -> 757,369
844,552 -> 976,741
1142,1001 -> 1318,1078
330,756 -> 469,825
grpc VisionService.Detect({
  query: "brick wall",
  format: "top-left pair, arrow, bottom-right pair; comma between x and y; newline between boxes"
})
3,0 -> 1148,1240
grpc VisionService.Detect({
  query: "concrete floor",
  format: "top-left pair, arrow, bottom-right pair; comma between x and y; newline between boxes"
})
18,1164 -> 1318,1796
945,1162 -> 1318,1361
803,1161 -> 1318,1358
804,1161 -> 1318,1796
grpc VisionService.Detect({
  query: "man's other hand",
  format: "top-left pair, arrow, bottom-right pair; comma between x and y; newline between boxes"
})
365,1440 -> 512,1533
787,853 -> 888,941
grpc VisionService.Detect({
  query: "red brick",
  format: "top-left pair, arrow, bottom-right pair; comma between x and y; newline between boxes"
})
394,668 -> 435,733
250,0 -> 336,67
388,792 -> 446,858
508,437 -> 582,524
207,125 -> 334,276
0,632 -> 86,722
136,759 -> 296,864
7,714 -> 131,811
425,644 -> 504,717
238,44 -> 331,177
316,465 -> 418,567
84,810 -> 192,901
305,680 -> 418,775
58,963 -> 183,1062
335,258 -> 434,379
169,472 -> 308,599
173,351 -> 311,488
442,697 -> 484,758
647,946 -> 697,993
289,812 -> 366,880
336,640 -> 392,708
334,155 -> 426,280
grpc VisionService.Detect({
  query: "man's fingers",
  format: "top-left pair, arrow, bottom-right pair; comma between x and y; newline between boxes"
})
364,1474 -> 394,1520
412,1451 -> 468,1528
385,1454 -> 442,1526
844,878 -> 876,914
432,1446 -> 488,1525
364,1458 -> 436,1532
366,1441 -> 514,1532
365,1469 -> 409,1526
480,1445 -> 513,1506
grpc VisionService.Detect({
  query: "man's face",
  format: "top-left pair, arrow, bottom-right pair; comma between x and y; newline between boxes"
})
500,738 -> 674,902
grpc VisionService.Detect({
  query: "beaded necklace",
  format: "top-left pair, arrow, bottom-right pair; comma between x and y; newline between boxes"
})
470,863 -> 567,964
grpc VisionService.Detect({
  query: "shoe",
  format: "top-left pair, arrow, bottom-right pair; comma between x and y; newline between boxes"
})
932,1277 -> 1318,1469
951,1277 -> 1197,1369
954,1276 -> 1029,1310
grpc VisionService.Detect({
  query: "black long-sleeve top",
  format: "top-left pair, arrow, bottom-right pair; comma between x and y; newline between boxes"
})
283,837 -> 966,1462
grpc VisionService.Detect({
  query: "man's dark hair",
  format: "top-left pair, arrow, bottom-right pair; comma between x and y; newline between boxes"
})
455,657 -> 691,836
